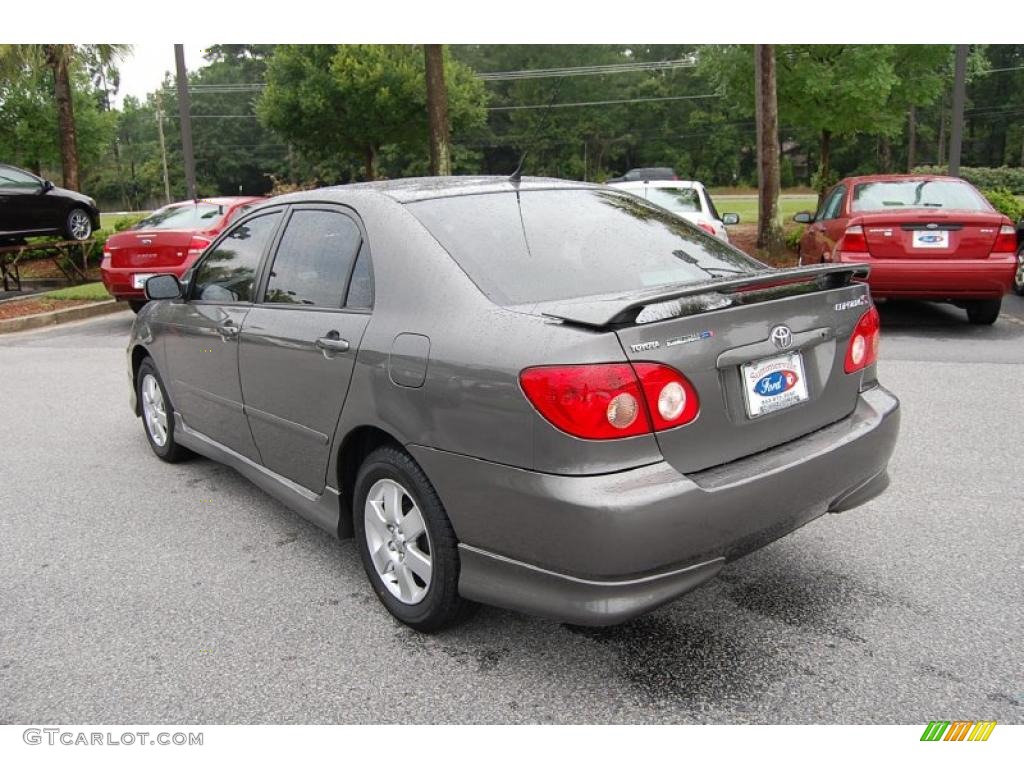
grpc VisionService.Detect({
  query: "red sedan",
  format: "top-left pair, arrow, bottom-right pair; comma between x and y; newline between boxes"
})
101,197 -> 266,311
795,174 -> 1017,324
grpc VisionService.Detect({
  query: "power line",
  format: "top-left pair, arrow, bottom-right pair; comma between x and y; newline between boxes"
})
478,58 -> 697,81
488,93 -> 721,112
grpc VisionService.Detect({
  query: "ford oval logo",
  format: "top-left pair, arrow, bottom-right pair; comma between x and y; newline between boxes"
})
769,325 -> 793,350
754,369 -> 799,397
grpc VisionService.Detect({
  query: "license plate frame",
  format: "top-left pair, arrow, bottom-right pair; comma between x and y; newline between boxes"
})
740,352 -> 810,419
911,230 -> 949,249
132,273 -> 157,289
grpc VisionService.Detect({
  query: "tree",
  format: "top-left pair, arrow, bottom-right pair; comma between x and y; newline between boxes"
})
258,45 -> 487,180
754,45 -> 783,256
424,45 -> 452,175
0,44 -> 128,190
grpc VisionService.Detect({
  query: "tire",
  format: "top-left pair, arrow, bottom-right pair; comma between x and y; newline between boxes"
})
1013,246 -> 1024,296
965,298 -> 1002,325
353,445 -> 476,632
129,299 -> 147,314
64,207 -> 93,241
136,358 -> 190,463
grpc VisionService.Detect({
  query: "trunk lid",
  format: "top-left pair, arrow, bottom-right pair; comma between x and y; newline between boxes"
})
857,209 -> 1003,260
106,229 -> 204,269
535,266 -> 874,475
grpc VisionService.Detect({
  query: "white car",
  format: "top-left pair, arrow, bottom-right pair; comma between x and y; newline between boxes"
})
607,180 -> 739,243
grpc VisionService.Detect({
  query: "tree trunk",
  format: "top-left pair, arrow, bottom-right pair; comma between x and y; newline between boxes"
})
754,45 -> 783,258
364,145 -> 377,180
46,45 -> 80,191
818,129 -> 832,206
937,103 -> 946,166
879,135 -> 893,173
423,44 -> 452,176
907,106 -> 917,172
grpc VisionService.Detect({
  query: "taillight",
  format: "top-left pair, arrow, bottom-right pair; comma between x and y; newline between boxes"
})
697,222 -> 717,237
839,225 -> 869,253
101,248 -> 111,262
844,306 -> 881,374
519,363 -> 699,440
187,236 -> 212,258
992,225 -> 1017,254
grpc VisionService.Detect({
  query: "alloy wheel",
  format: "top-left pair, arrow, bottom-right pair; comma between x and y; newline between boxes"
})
68,209 -> 92,240
363,478 -> 433,605
141,373 -> 168,447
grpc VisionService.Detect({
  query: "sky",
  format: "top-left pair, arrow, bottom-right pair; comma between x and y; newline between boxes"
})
113,44 -> 211,106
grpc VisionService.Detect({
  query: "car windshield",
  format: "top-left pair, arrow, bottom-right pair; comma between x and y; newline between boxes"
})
134,202 -> 225,230
641,187 -> 703,213
851,180 -> 990,212
406,189 -> 765,305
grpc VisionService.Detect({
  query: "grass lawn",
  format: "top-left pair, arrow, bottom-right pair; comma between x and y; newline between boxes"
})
42,282 -> 111,301
714,194 -> 818,227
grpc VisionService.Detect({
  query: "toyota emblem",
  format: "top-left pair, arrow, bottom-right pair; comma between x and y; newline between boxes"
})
769,325 -> 793,350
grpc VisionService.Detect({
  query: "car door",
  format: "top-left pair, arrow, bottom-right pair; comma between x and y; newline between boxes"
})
160,208 -> 285,462
0,166 -> 46,234
802,185 -> 846,262
237,205 -> 373,493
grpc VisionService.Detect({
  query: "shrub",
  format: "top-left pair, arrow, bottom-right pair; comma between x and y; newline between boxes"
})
784,224 -> 805,252
982,187 -> 1024,222
913,165 -> 1024,195
113,214 -> 145,232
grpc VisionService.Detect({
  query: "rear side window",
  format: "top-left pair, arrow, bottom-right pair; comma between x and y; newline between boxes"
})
192,212 -> 281,303
263,209 -> 362,308
407,189 -> 765,305
135,203 -> 225,230
851,180 -> 990,212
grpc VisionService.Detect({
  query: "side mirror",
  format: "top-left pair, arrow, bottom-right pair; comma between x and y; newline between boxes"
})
40,179 -> 54,194
144,274 -> 182,301
721,213 -> 740,226
793,211 -> 814,224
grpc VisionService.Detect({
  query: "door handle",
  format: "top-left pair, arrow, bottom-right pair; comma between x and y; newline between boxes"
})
316,333 -> 350,354
217,319 -> 239,341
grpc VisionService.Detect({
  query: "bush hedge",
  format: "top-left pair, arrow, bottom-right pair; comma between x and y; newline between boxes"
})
982,187 -> 1024,222
912,165 -> 1024,195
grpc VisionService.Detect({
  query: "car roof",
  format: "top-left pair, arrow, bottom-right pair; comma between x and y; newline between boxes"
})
841,174 -> 969,186
607,180 -> 700,190
273,176 -> 598,205
162,196 -> 265,208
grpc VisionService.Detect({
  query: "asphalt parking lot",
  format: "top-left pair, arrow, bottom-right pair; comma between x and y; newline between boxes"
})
1,296 -> 1022,724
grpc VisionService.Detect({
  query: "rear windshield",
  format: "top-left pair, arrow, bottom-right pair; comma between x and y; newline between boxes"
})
851,180 -> 990,213
641,187 -> 703,213
134,202 -> 225,230
406,189 -> 764,305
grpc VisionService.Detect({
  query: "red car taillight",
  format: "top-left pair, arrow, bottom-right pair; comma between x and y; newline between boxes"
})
839,225 -> 869,253
844,306 -> 881,374
992,225 -> 1017,254
187,235 -> 213,259
519,363 -> 699,440
697,222 -> 717,237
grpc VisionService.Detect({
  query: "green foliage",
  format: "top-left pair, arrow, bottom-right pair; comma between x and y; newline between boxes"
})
913,165 -> 1024,194
42,281 -> 111,301
784,224 -> 805,251
113,214 -> 144,231
981,187 -> 1024,221
259,45 -> 487,180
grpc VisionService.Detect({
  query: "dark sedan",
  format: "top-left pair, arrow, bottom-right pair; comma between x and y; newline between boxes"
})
127,177 -> 900,632
0,163 -> 100,242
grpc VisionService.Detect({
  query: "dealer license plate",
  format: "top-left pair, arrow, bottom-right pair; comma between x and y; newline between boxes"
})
132,273 -> 157,289
912,230 -> 949,249
741,352 -> 810,419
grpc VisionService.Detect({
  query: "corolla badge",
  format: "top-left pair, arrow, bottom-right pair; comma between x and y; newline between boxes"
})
769,325 -> 793,350
754,369 -> 799,397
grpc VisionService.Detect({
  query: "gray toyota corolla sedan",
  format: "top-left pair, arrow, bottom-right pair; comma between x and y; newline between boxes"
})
127,177 -> 900,632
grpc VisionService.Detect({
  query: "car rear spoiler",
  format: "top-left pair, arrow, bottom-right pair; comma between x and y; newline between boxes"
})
536,263 -> 870,328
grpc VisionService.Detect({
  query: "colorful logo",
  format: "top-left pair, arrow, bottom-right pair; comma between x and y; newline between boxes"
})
920,721 -> 997,742
754,369 -> 799,397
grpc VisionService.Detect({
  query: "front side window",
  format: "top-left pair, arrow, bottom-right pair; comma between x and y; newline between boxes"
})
264,210 -> 362,308
192,212 -> 282,303
821,187 -> 846,220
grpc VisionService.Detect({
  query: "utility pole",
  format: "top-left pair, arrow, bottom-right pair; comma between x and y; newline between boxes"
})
174,44 -> 198,198
154,92 -> 172,205
754,44 -> 783,257
424,45 -> 452,176
948,44 -> 968,177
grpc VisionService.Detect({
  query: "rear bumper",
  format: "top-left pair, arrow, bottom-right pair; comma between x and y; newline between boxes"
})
100,262 -> 186,301
842,253 -> 1016,299
410,384 -> 900,625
